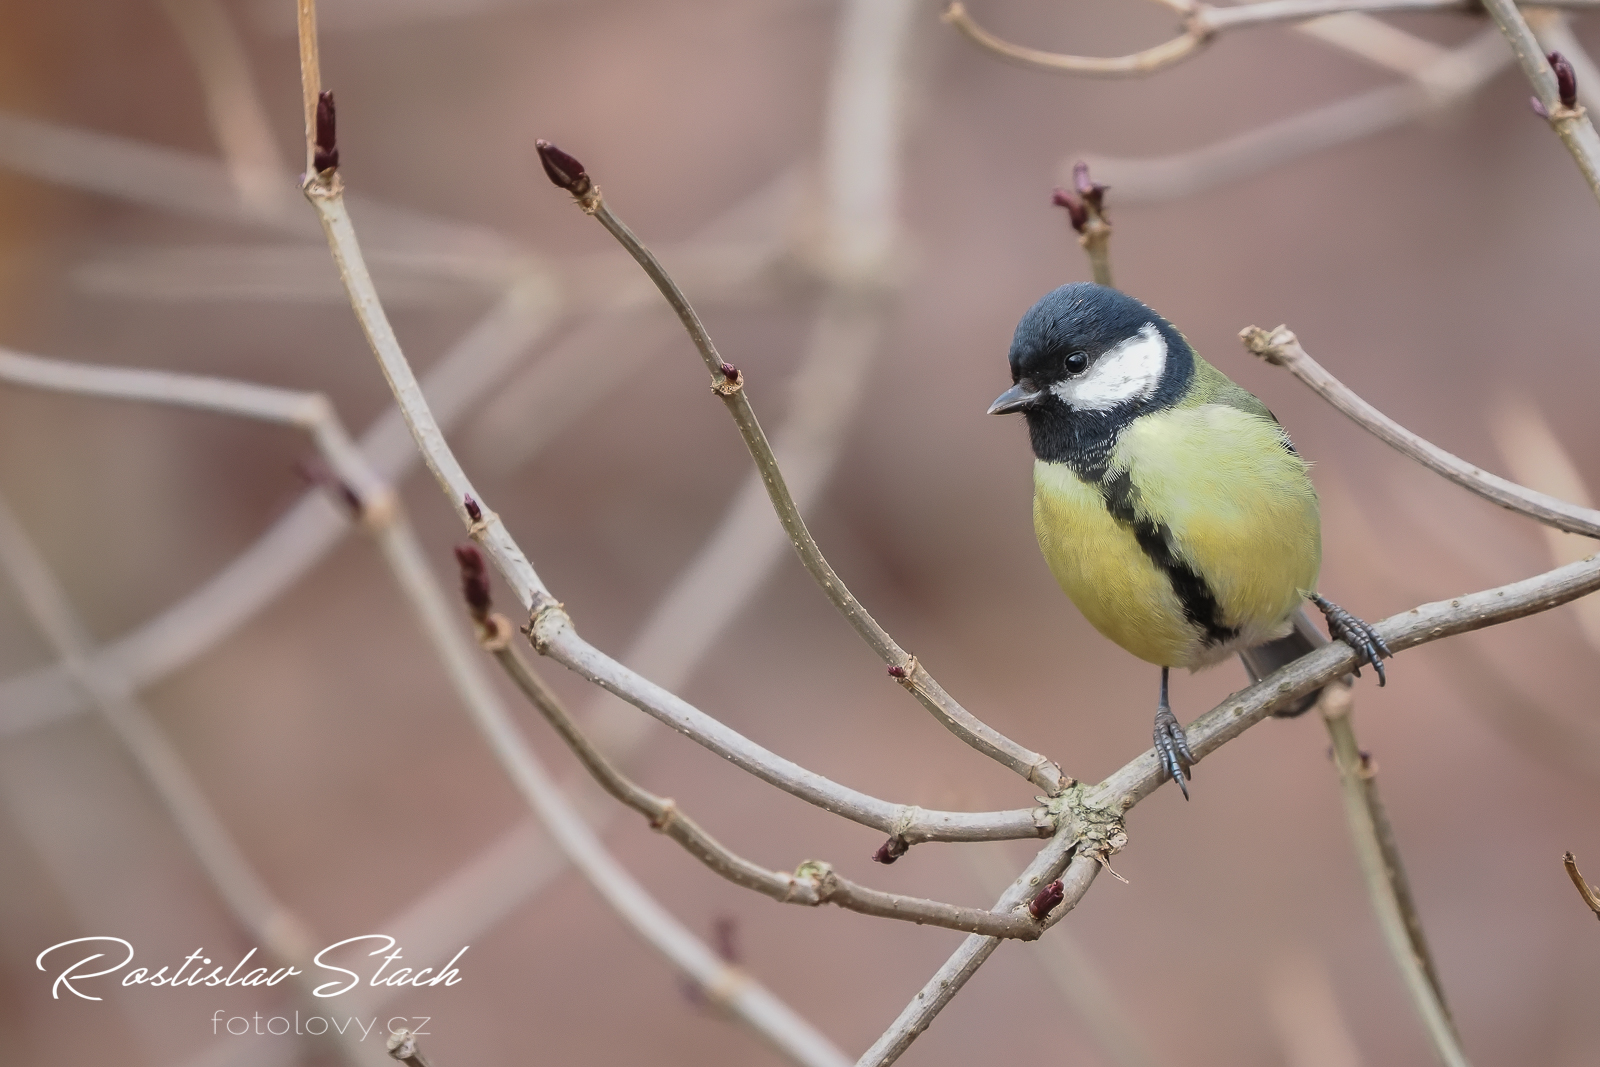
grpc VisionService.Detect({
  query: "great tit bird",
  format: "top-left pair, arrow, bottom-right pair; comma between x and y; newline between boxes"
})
989,283 -> 1390,797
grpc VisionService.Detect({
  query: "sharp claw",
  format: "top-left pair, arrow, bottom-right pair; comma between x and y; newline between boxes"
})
1154,711 -> 1194,799
1312,594 -> 1393,687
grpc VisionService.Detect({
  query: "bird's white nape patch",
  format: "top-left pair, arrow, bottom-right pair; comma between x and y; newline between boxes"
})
1050,323 -> 1168,412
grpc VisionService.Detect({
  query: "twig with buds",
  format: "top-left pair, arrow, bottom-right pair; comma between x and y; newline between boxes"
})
533,138 -> 1067,797
1053,162 -> 1112,287
943,0 -> 1600,78
1242,325 -> 1600,538
460,552 -> 1047,940
1318,682 -> 1463,1067
1481,0 -> 1600,206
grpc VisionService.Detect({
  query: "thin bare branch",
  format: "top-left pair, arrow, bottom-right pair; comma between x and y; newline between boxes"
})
1563,852 -> 1600,919
546,155 -> 1066,795
161,0 -> 291,211
1489,395 -> 1600,651
1318,682 -> 1463,1064
1054,162 -> 1113,287
861,850 -> 1102,1066
491,635 -> 1043,940
292,3 -> 1045,844
868,547 -> 1600,1062
1482,0 -> 1600,207
0,283 -> 555,736
1535,16 -> 1600,111
1242,325 -> 1600,540
944,0 -> 1599,81
1201,0 -> 1600,29
942,1 -> 1207,78
0,109 -> 523,266
0,492 -> 396,1067
372,508 -> 851,1067
1080,26 -> 1511,202
965,850 -> 1163,1067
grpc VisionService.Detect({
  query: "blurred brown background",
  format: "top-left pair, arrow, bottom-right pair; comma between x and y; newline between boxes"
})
1,1 -> 1599,1065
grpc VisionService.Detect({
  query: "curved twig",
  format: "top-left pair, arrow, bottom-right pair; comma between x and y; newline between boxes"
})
1242,325 -> 1600,540
1319,682 -> 1466,1067
491,638 -> 1043,940
943,0 -> 1600,82
942,2 -> 1208,77
1482,0 -> 1600,208
548,159 -> 1065,796
869,552 -> 1600,1064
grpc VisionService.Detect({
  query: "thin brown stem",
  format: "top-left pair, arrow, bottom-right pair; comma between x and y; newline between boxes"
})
1242,325 -> 1600,539
943,0 -> 1600,80
1564,852 -> 1600,919
1319,682 -> 1464,1065
1480,0 -> 1600,208
490,634 -> 1043,940
943,2 -> 1208,76
569,188 -> 1064,795
861,850 -> 1101,1066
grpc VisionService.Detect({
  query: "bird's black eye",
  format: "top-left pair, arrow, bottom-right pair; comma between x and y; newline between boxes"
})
1064,351 -> 1089,375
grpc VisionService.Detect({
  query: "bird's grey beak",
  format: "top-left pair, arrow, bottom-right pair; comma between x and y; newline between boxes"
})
988,382 -> 1044,415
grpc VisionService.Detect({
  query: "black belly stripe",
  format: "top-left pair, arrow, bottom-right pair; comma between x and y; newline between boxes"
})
1100,470 -> 1240,647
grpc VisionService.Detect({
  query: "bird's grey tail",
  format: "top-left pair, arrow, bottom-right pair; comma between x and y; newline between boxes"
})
1238,608 -> 1327,718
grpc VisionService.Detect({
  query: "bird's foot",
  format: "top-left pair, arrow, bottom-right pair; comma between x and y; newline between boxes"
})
1153,704 -> 1195,800
1310,593 -> 1392,686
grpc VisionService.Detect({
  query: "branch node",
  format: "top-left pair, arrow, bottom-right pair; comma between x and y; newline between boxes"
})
524,592 -> 571,653
1240,323 -> 1297,365
359,488 -> 398,532
887,654 -> 919,688
480,612 -> 515,652
794,859 -> 836,903
1050,782 -> 1129,874
650,798 -> 680,832
712,362 -> 744,396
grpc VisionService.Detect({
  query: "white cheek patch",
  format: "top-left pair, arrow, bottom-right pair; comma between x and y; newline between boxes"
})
1050,323 -> 1168,412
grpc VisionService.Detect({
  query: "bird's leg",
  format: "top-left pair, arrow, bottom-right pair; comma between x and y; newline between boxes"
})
1310,593 -> 1393,686
1152,666 -> 1194,800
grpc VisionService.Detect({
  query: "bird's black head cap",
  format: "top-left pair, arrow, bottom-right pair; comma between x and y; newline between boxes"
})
990,283 -> 1195,479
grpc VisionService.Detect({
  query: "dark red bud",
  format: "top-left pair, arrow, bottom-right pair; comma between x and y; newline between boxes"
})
720,362 -> 740,382
1549,51 -> 1578,109
1052,188 -> 1090,234
1073,160 -> 1107,213
887,665 -> 907,679
1028,879 -> 1065,920
872,837 -> 909,865
464,495 -> 483,523
454,544 -> 492,623
536,139 -> 593,197
314,90 -> 339,172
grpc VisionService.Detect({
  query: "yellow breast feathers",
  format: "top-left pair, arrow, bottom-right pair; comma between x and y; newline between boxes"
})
1033,403 -> 1321,669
